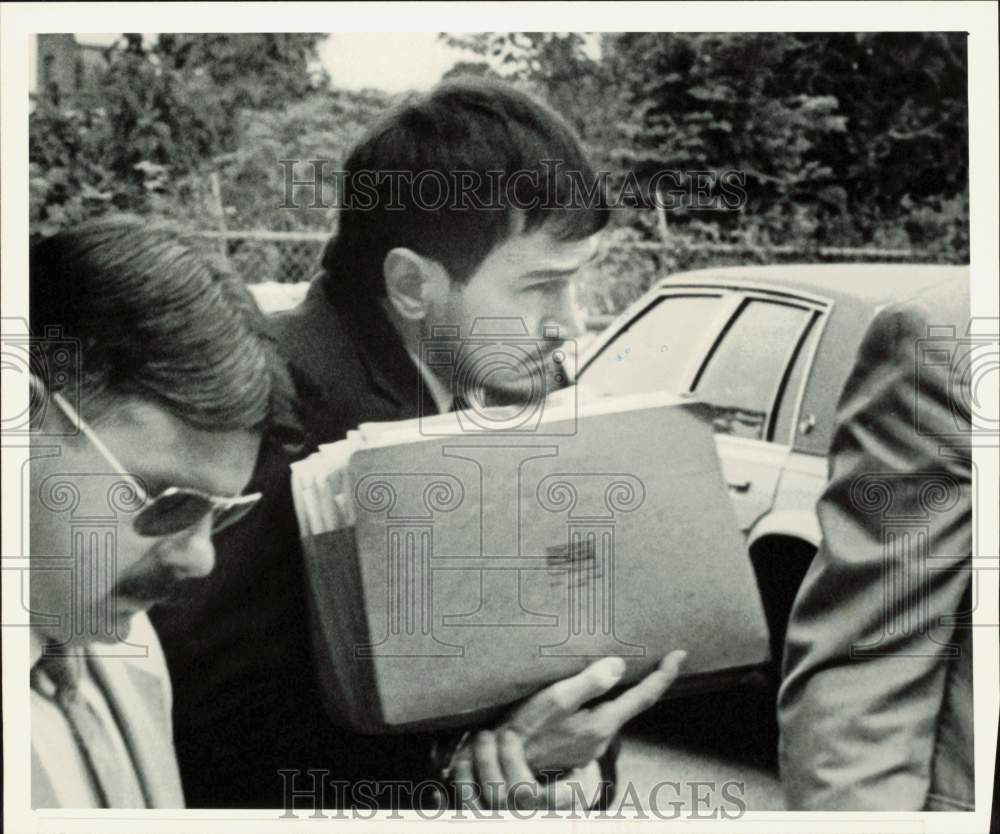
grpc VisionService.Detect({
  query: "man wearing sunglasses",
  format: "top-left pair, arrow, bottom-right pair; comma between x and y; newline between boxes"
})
25,216 -> 293,808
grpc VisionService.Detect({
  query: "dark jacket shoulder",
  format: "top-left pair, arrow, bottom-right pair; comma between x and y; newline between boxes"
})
268,276 -> 434,445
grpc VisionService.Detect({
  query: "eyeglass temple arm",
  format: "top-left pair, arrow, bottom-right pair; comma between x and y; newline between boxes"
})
40,382 -> 151,505
213,491 -> 263,510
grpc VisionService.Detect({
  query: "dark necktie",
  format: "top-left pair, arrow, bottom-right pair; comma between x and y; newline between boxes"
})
32,650 -> 147,808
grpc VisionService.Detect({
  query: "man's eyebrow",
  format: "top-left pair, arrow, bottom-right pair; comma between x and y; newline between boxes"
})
521,249 -> 601,280
136,475 -> 170,497
135,465 -> 207,498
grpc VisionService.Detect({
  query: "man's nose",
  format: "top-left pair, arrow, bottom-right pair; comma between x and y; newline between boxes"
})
544,290 -> 585,342
156,516 -> 216,579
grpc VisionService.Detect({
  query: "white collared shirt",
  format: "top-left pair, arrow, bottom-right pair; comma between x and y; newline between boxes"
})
30,629 -> 146,808
407,349 -> 454,414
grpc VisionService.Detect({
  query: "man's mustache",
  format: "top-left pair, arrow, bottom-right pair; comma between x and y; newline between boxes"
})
113,562 -> 188,607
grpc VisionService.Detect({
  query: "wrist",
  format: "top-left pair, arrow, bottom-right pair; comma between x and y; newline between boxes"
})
538,761 -> 604,811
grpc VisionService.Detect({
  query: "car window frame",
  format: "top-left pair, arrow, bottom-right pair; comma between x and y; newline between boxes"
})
686,289 -> 830,446
772,305 -> 834,447
577,279 -> 835,448
577,289 -> 742,393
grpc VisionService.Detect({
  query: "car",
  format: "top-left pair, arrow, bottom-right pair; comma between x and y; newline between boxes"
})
574,263 -> 969,668
248,279 -> 309,313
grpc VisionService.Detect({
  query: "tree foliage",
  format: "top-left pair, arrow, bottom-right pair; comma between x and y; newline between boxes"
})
444,31 -> 969,257
32,31 -> 969,268
439,32 -> 621,169
29,33 -> 330,236
215,87 -> 391,231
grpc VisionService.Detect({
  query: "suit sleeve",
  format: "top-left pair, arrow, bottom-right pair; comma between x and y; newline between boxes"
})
777,299 -> 972,810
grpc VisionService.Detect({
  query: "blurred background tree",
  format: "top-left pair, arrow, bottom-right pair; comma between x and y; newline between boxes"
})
442,33 -> 968,252
29,33 -> 332,237
606,32 -> 967,248
30,30 -> 968,298
440,31 -> 968,313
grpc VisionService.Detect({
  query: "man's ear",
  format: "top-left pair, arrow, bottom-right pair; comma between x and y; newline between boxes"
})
383,248 -> 449,322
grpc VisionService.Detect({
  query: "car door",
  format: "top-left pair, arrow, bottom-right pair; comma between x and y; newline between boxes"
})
687,293 -> 820,532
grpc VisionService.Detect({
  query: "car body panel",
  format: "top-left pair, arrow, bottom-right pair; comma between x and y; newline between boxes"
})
748,509 -> 823,551
576,263 -> 968,553
748,449 -> 828,549
714,436 -> 791,533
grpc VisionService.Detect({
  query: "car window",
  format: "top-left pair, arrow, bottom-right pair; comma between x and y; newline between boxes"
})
692,299 -> 812,441
772,312 -> 822,445
578,294 -> 725,397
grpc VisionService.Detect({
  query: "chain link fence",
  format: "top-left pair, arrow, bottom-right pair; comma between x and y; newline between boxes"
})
201,229 -> 945,321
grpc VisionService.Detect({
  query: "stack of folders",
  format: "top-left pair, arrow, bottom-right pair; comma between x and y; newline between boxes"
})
291,390 -> 770,734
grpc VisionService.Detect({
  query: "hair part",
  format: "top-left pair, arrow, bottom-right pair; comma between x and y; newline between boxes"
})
321,77 -> 609,308
30,215 -> 283,433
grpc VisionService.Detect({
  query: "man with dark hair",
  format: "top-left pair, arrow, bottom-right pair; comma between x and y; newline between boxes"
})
321,78 -> 608,311
153,78 -> 685,811
25,215 -> 290,808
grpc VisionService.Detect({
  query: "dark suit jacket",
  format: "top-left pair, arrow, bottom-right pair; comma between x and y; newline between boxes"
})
153,277 -> 617,809
777,275 -> 975,810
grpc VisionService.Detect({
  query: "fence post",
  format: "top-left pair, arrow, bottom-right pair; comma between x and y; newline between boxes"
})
208,171 -> 228,258
655,204 -> 670,247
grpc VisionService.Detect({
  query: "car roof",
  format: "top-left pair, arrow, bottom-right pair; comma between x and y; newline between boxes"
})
657,263 -> 968,306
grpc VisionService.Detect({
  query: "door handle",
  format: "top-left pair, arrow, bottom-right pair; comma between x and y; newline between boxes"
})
728,480 -> 752,493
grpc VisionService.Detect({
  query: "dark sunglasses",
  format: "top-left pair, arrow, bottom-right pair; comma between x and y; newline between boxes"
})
46,385 -> 262,538
130,486 -> 262,537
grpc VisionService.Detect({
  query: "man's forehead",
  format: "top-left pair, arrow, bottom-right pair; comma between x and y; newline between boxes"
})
95,399 -> 258,496
494,230 -> 602,275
